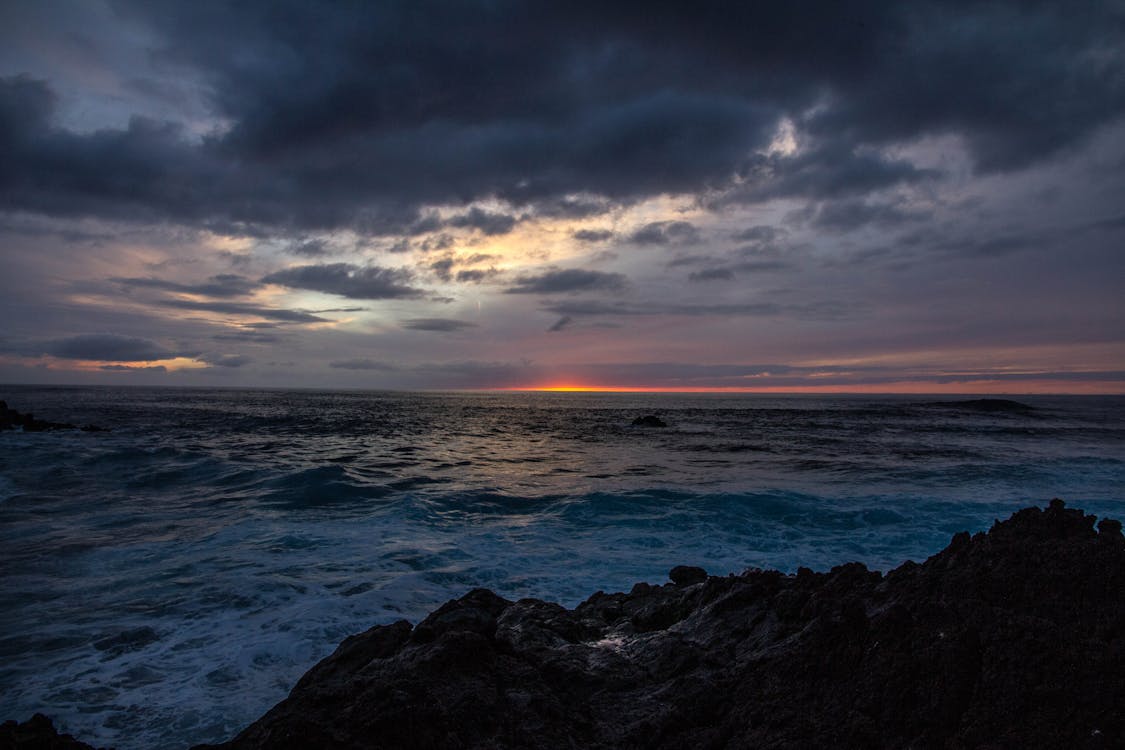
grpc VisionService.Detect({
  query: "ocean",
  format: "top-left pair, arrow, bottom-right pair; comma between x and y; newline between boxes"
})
1,386 -> 1123,748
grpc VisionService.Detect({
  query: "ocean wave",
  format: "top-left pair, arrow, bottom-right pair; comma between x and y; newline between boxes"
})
256,464 -> 395,509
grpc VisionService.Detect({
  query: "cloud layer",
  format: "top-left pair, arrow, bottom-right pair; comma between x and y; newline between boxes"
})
2,1 -> 1122,234
0,1 -> 1122,391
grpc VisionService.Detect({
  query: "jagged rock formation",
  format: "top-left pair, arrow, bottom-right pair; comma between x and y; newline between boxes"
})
6,501 -> 1122,749
197,500 -> 1123,749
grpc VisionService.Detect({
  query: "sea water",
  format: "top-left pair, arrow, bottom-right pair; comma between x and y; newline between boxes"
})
1,387 -> 1122,748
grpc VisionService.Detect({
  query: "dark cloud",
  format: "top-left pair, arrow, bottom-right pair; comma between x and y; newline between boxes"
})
99,364 -> 168,372
329,358 -> 398,371
547,315 -> 574,332
800,3 -> 1125,173
2,2 -> 1122,232
731,259 -> 792,272
200,353 -> 252,368
672,239 -> 795,279
417,234 -> 454,252
812,199 -> 930,232
113,274 -> 258,297
0,74 -> 55,140
289,239 -> 329,257
212,330 -> 281,343
727,241 -> 796,271
542,300 -> 781,317
572,228 -> 614,242
666,254 -> 716,268
262,263 -> 421,299
732,225 -> 785,243
158,298 -> 329,323
446,207 -> 518,236
455,268 -> 499,283
712,144 -> 937,207
689,268 -> 735,282
400,318 -> 477,332
429,257 -> 454,281
430,256 -> 499,283
40,333 -> 180,361
505,268 -> 626,295
684,255 -> 792,281
536,197 -> 614,219
628,221 -> 700,246
463,253 -> 497,264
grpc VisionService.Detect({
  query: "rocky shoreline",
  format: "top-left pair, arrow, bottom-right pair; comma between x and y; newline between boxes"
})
4,500 -> 1123,749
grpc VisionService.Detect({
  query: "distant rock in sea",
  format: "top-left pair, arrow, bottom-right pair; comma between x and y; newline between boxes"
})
0,401 -> 106,433
9,500 -> 1123,749
631,415 -> 667,427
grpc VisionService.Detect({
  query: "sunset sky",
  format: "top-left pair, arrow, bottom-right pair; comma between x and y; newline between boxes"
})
1,1 -> 1123,392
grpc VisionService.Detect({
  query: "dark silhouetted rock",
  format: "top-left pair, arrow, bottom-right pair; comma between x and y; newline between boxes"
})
0,714 -> 103,749
0,402 -> 105,433
630,415 -> 667,427
668,565 -> 707,586
185,499 -> 1124,750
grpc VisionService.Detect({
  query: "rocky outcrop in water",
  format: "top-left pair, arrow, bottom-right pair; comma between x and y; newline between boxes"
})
0,714 -> 105,749
0,401 -> 106,432
631,415 -> 667,427
191,499 -> 1123,749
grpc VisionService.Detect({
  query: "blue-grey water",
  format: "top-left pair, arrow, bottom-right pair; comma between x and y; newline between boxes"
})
1,386 -> 1123,748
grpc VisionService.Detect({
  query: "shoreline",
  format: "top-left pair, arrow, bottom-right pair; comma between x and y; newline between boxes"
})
6,499 -> 1123,749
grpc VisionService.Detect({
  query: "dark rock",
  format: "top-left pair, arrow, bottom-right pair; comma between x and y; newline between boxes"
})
1,403 -> 70,431
0,402 -> 105,433
0,714 -> 104,749
631,415 -> 667,427
669,565 -> 707,586
187,500 -> 1125,750
1098,518 -> 1123,537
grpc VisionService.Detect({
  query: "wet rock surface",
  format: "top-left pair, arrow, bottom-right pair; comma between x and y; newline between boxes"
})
8,501 -> 1123,749
197,499 -> 1123,749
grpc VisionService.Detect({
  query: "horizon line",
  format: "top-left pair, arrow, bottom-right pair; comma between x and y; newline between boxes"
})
2,381 -> 1123,397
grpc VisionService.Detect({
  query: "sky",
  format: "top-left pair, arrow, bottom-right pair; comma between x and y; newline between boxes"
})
1,0 -> 1123,392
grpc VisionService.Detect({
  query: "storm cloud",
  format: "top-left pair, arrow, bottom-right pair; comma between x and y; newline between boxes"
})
505,269 -> 627,295
113,274 -> 259,298
1,1 -> 1123,392
38,334 -> 182,362
401,318 -> 478,332
629,221 -> 701,246
0,1 -> 1119,234
262,264 -> 422,300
